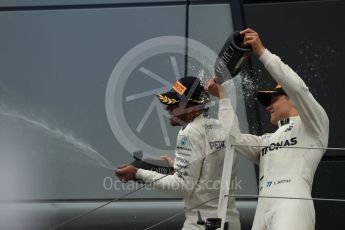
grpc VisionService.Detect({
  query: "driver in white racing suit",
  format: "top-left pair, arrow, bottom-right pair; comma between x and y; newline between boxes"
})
207,28 -> 329,230
116,76 -> 241,230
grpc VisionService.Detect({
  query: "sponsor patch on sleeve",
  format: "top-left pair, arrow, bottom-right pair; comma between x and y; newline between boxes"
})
209,140 -> 225,151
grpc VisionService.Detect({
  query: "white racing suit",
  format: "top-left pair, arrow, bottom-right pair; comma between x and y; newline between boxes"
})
219,49 -> 329,230
136,115 -> 241,230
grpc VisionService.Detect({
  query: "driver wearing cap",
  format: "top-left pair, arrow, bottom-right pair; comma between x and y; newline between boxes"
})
207,28 -> 329,230
116,76 -> 240,230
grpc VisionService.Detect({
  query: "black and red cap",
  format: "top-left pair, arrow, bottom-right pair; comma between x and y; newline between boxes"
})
156,76 -> 208,105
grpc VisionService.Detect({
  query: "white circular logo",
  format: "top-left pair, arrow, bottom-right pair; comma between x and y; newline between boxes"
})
105,36 -> 236,158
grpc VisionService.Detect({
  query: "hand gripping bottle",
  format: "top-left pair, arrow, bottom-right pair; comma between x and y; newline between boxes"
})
215,31 -> 251,80
130,151 -> 174,182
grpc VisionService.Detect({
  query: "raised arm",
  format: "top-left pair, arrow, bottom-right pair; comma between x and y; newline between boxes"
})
207,79 -> 265,164
259,49 -> 329,146
241,28 -> 329,147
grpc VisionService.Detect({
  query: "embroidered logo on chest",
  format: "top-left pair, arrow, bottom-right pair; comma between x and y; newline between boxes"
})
261,137 -> 298,157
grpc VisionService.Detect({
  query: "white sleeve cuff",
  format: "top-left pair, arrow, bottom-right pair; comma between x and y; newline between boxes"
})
219,98 -> 232,110
135,168 -> 146,180
259,49 -> 273,68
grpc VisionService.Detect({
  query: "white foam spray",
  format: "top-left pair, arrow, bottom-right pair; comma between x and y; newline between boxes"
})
0,106 -> 115,170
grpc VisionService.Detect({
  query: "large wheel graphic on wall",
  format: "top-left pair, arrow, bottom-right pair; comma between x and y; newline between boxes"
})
105,36 -> 225,157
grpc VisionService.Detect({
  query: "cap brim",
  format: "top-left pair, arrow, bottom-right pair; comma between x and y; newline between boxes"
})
156,91 -> 180,105
157,90 -> 208,106
257,91 -> 277,107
